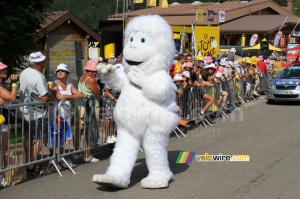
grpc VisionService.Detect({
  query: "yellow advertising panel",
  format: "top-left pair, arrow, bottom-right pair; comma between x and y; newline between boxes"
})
194,26 -> 220,57
134,0 -> 143,3
104,43 -> 115,59
171,26 -> 192,34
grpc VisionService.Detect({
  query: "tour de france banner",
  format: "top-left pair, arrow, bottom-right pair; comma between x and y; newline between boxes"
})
194,26 -> 220,57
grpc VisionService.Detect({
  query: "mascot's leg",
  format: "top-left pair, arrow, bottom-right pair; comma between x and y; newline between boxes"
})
92,128 -> 140,188
141,129 -> 173,189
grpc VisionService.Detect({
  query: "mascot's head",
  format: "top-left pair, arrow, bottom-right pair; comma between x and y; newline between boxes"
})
123,15 -> 175,74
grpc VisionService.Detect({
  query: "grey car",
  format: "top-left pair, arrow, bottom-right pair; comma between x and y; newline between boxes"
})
267,64 -> 300,104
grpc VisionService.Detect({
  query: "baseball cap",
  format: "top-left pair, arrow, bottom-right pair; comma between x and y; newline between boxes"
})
29,52 -> 46,62
98,57 -> 103,62
56,63 -> 69,74
230,48 -> 236,53
193,62 -> 200,67
110,54 -> 115,58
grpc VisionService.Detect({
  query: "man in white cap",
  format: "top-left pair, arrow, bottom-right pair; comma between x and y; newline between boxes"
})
227,48 -> 235,62
19,51 -> 53,176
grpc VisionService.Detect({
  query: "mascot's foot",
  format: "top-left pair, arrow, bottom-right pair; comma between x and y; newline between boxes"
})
92,174 -> 128,189
141,176 -> 169,189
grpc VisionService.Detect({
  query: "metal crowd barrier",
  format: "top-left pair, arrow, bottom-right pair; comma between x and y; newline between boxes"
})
0,75 -> 271,180
259,73 -> 269,92
0,101 -> 57,174
0,95 -> 118,178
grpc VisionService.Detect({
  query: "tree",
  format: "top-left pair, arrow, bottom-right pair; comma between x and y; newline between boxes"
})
0,0 -> 53,73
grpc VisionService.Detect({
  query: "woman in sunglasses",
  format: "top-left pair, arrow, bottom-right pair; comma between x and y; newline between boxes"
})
51,64 -> 87,168
52,63 -> 87,106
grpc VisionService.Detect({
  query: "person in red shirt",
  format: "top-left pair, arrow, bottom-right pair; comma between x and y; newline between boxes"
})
257,55 -> 268,73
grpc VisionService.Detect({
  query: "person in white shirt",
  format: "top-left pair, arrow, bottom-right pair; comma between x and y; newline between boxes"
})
19,52 -> 53,176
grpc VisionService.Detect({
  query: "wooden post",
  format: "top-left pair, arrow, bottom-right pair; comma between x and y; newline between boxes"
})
227,35 -> 230,45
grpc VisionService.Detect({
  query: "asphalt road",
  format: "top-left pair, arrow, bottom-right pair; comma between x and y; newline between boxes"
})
1,98 -> 300,199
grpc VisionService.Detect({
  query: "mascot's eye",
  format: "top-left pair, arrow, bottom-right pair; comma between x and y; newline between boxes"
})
141,38 -> 146,43
130,37 -> 133,42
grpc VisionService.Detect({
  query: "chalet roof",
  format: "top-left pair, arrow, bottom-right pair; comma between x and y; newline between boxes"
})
35,11 -> 100,42
220,15 -> 290,33
108,0 -> 299,26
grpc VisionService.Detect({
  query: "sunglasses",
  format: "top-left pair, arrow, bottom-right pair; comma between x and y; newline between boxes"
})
56,69 -> 68,73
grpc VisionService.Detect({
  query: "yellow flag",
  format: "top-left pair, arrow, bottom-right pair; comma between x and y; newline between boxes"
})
241,36 -> 245,46
196,9 -> 203,21
160,0 -> 168,8
147,0 -> 156,7
134,0 -> 143,3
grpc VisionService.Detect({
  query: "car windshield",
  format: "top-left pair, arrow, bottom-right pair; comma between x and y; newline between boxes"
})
277,67 -> 300,79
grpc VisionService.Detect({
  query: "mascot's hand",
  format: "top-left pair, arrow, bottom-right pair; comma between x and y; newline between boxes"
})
127,66 -> 148,87
97,64 -> 117,75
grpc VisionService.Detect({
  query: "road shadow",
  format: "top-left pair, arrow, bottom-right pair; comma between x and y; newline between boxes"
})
97,150 -> 189,191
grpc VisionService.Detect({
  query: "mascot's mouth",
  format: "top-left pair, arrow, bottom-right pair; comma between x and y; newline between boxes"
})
125,60 -> 143,66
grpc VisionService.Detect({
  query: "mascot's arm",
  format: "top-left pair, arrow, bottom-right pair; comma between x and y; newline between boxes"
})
128,69 -> 173,103
99,64 -> 128,92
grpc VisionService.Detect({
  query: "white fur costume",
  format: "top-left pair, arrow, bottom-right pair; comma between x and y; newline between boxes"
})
92,15 -> 179,189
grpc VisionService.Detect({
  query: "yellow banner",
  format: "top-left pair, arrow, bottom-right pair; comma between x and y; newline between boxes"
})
160,0 -> 168,8
147,0 -> 156,6
134,0 -> 143,3
171,26 -> 192,33
194,26 -> 220,57
196,9 -> 203,22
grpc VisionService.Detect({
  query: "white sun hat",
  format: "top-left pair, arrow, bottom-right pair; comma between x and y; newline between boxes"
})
29,52 -> 46,62
209,63 -> 216,69
173,74 -> 183,82
233,61 -> 240,67
219,58 -> 227,66
56,63 -> 69,73
182,70 -> 191,79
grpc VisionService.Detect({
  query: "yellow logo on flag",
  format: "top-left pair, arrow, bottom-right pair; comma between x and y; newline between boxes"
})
196,9 -> 203,22
195,26 -> 220,57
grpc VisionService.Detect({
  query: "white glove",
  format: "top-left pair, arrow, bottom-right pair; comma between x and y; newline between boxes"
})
97,64 -> 117,75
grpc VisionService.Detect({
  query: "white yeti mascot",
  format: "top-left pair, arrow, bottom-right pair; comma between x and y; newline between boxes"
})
92,15 -> 179,189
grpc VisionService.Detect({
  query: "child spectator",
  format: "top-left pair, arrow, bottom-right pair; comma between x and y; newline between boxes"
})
174,54 -> 185,75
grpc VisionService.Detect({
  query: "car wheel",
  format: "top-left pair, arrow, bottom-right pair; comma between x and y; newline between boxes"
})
267,99 -> 275,104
